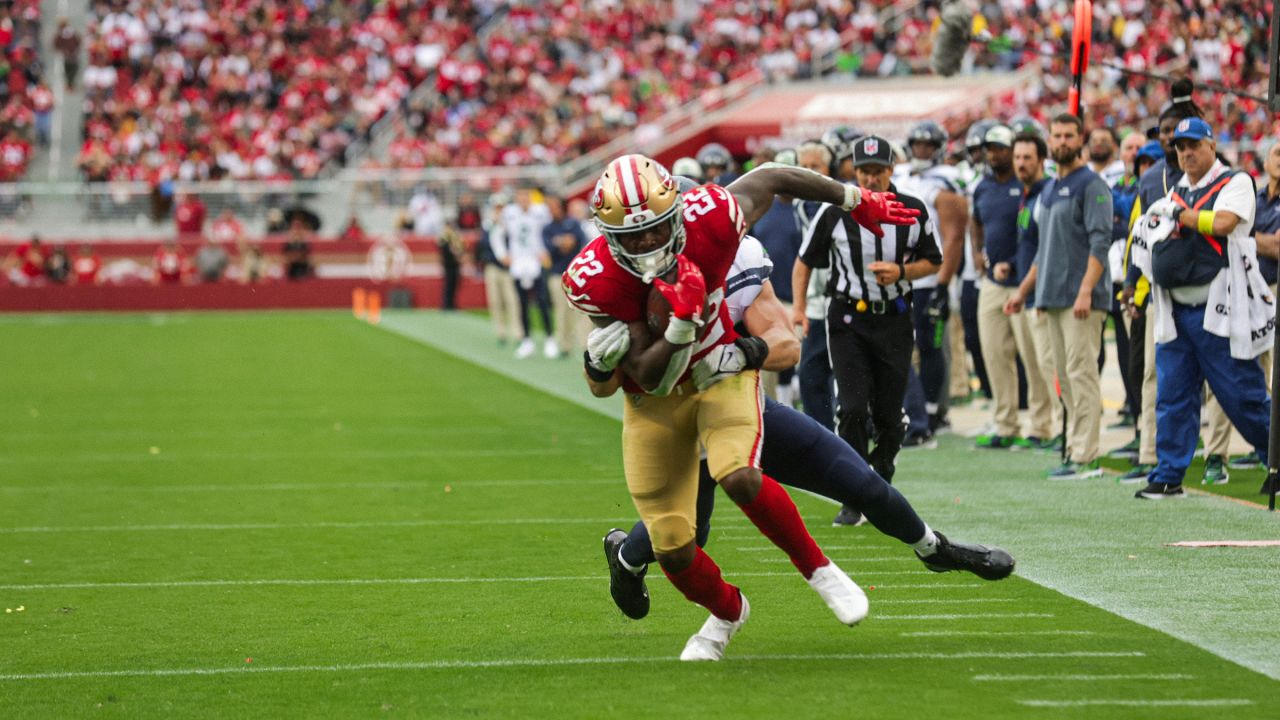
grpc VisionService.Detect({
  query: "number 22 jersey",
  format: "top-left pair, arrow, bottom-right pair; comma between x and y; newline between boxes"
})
561,184 -> 748,393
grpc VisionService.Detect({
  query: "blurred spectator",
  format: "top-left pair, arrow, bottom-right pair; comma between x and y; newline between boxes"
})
455,193 -> 482,231
195,241 -> 229,283
53,17 -> 80,90
174,194 -> 207,240
241,244 -> 267,284
408,187 -> 445,237
29,82 -> 51,147
3,236 -> 44,285
542,195 -> 588,355
439,226 -> 464,310
72,244 -> 101,285
44,246 -> 71,283
341,216 -> 371,243
153,238 -> 186,285
282,221 -> 313,281
210,209 -> 245,246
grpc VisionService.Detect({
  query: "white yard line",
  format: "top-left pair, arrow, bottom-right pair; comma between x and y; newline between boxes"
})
736,545 -> 896,552
0,518 -> 636,534
0,447 -> 568,464
902,630 -> 1095,637
876,613 -> 1058,620
975,673 -> 1194,682
1017,699 -> 1252,708
0,479 -> 618,493
757,557 -> 905,563
0,651 -> 1147,682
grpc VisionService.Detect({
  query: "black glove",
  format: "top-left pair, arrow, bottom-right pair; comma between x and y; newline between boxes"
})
735,336 -> 770,370
926,284 -> 950,324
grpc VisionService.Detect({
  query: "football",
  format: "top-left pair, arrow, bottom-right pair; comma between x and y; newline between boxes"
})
646,275 -> 712,337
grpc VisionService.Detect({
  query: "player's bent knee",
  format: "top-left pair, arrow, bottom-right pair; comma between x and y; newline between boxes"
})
654,541 -> 696,574
648,513 -> 697,555
719,467 -> 762,505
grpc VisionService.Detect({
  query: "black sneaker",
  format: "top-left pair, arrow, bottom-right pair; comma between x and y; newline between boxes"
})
603,528 -> 650,619
1229,451 -> 1262,470
1107,436 -> 1140,460
1134,482 -> 1186,500
832,505 -> 866,527
916,532 -> 1015,581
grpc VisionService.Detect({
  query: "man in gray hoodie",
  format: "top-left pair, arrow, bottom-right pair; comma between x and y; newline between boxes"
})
1005,113 -> 1113,479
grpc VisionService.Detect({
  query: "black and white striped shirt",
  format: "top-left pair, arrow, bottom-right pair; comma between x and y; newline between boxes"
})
797,186 -> 939,303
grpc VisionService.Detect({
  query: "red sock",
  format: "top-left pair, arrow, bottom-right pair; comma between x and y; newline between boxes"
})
662,547 -> 743,621
737,474 -> 828,579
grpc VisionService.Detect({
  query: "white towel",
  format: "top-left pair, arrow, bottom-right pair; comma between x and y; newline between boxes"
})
1131,212 -> 1275,359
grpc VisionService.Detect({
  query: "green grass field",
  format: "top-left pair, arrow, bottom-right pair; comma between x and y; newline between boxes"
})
2,311 -> 1279,718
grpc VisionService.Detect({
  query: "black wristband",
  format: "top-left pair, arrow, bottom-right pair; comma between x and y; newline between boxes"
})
897,262 -> 906,282
735,336 -> 770,370
583,351 -> 615,382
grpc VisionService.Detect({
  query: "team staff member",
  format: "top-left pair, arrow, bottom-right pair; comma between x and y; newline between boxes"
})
1006,114 -> 1113,480
973,125 -> 1054,448
1135,118 -> 1271,499
793,135 -> 942,521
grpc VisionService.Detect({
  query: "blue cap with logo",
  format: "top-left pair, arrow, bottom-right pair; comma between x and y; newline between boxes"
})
1172,117 -> 1213,142
1136,140 -> 1165,162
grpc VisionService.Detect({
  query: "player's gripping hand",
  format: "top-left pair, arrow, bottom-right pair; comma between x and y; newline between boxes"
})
652,255 -> 706,345
851,190 -> 920,238
692,337 -> 770,391
586,320 -> 631,375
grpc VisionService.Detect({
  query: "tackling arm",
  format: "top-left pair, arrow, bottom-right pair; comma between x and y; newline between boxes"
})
934,190 -> 970,286
742,280 -> 800,371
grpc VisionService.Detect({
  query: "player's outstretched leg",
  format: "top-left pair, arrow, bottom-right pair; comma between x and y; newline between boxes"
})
657,544 -> 748,661
916,532 -> 1015,580
761,399 -> 1015,581
724,468 -> 867,625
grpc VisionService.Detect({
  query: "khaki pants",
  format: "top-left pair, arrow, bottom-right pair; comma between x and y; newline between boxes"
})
551,284 -> 590,355
1139,310 -> 1157,464
484,264 -> 521,343
949,314 -> 970,399
1030,309 -> 1066,434
1043,308 -> 1106,464
978,284 -> 1054,438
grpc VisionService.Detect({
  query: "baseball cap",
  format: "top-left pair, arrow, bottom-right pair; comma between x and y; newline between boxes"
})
1172,117 -> 1213,142
983,125 -> 1015,148
1136,140 -> 1165,163
853,135 -> 894,168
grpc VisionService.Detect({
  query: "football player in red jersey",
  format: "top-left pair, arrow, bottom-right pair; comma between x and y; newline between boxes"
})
563,154 -> 917,660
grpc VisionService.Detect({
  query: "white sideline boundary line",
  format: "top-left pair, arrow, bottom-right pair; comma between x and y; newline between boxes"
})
975,673 -> 1195,682
0,651 -> 1147,682
736,545 -> 896,552
902,630 -> 1095,637
757,557 -> 904,563
0,518 -> 637,534
1017,699 -> 1253,708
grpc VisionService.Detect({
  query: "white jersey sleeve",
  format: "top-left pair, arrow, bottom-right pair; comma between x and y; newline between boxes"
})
724,235 -> 772,325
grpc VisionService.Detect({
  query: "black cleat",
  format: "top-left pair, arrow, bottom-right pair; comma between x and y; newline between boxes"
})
603,528 -> 650,619
831,505 -> 866,527
916,532 -> 1015,581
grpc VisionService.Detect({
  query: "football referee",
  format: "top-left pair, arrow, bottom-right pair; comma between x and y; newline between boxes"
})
793,135 -> 941,521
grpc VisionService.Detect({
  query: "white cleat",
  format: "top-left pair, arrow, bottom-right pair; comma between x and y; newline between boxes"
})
514,338 -> 535,359
543,338 -> 560,359
679,594 -> 750,662
807,561 -> 868,626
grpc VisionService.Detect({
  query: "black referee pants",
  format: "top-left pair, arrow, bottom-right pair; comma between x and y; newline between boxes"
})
827,297 -> 915,482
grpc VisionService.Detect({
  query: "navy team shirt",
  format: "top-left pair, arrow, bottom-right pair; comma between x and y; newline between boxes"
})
972,172 -> 1024,287
1255,185 -> 1280,285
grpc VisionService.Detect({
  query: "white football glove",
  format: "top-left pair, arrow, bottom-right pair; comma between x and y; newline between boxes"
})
1147,198 -> 1180,220
586,320 -> 631,372
692,337 -> 768,391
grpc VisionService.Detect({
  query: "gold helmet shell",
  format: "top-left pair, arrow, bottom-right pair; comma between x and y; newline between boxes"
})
591,154 -> 686,282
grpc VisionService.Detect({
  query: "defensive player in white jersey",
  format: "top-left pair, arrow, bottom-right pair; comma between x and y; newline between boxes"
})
494,187 -> 556,358
595,226 -> 1015,620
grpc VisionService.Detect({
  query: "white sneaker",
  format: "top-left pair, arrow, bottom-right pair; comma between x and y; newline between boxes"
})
806,561 -> 868,626
680,594 -> 749,662
543,338 -> 560,359
514,338 -> 535,359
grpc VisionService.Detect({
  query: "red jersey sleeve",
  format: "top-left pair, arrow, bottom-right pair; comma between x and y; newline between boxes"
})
560,237 -> 645,322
